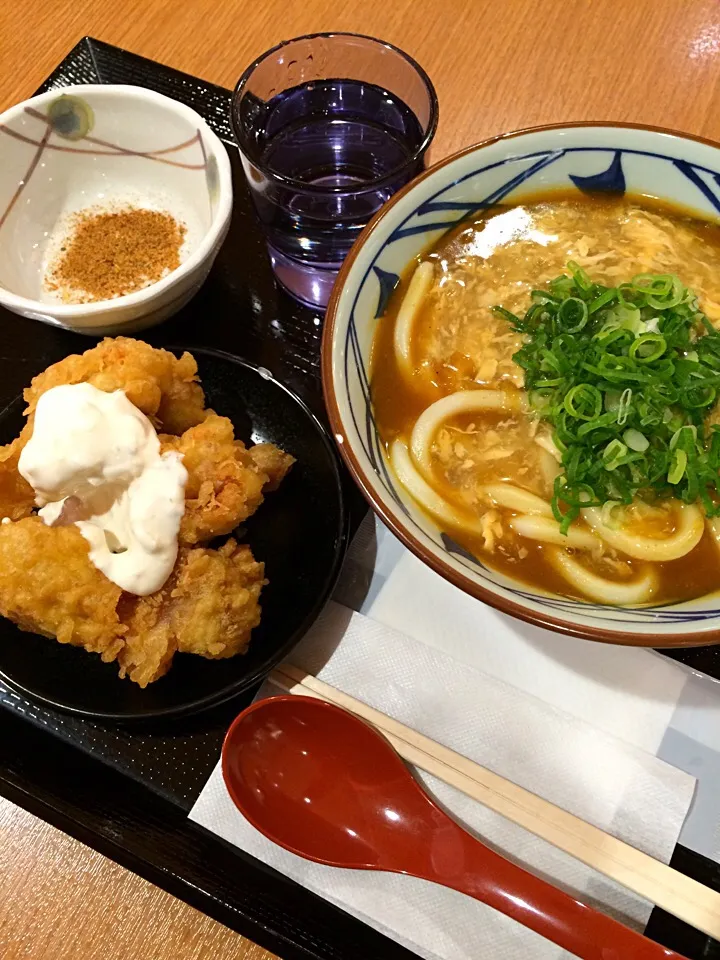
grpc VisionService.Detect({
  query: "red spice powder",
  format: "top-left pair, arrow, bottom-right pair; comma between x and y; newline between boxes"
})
46,207 -> 186,303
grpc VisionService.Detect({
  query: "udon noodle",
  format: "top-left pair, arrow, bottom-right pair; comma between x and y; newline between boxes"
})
371,193 -> 720,605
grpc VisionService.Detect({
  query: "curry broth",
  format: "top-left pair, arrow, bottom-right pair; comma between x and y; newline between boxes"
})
370,192 -> 720,604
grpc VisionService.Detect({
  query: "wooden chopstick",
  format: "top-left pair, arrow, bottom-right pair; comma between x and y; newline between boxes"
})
269,663 -> 720,940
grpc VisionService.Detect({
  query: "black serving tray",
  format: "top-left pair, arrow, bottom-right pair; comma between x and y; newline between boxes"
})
1,37 -> 719,960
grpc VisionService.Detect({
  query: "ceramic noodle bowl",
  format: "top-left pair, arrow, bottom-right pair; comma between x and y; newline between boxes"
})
323,123 -> 720,647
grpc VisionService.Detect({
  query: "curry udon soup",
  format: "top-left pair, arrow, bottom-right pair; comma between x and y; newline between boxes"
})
370,193 -> 720,607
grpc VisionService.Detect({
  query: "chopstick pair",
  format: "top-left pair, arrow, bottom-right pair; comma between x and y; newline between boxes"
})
270,662 -> 720,940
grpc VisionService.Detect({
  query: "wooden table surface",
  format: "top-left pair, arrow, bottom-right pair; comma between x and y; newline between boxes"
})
2,0 -> 720,957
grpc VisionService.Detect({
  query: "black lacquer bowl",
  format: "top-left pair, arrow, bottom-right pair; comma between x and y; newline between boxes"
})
0,348 -> 346,720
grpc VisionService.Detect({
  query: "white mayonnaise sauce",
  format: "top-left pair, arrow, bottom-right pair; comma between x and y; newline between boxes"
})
18,383 -> 187,596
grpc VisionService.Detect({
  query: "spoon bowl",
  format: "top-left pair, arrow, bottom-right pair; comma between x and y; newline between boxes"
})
223,695 -> 686,960
222,693 -> 450,872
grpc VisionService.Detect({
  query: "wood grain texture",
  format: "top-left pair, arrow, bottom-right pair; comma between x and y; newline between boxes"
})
2,1 -> 720,957
3,0 -> 720,159
0,797 -> 277,960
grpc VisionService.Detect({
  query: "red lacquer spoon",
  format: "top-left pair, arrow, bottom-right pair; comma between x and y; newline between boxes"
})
222,695 -> 687,960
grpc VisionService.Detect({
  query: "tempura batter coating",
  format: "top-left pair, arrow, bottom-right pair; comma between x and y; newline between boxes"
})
116,539 -> 265,686
0,338 -> 208,520
249,442 -> 295,491
0,519 -> 267,688
0,517 -> 126,661
161,415 -> 295,544
23,336 -> 207,433
0,432 -> 35,521
171,540 -> 265,658
115,591 -> 177,688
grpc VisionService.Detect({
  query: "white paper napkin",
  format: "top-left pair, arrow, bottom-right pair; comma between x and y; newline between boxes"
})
345,517 -> 690,754
191,602 -> 696,960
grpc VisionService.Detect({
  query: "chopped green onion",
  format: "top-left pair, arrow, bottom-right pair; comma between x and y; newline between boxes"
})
558,297 -> 589,332
686,385 -> 717,408
623,428 -> 649,452
647,275 -> 685,310
600,500 -> 622,528
632,273 -> 673,296
605,390 -> 621,412
670,424 -> 697,450
618,282 -> 645,307
531,289 -> 561,304
603,439 -> 628,471
568,260 -> 592,292
668,449 -> 687,484
564,384 -> 602,420
495,263 -> 720,526
609,304 -> 642,333
588,288 -> 618,314
617,388 -> 633,425
529,389 -> 554,412
492,306 -> 520,325
628,334 -> 667,363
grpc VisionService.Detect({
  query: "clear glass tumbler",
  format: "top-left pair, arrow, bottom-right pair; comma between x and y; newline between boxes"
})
231,32 -> 438,309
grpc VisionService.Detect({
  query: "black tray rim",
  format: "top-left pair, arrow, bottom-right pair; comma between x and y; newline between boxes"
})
0,34 -> 717,960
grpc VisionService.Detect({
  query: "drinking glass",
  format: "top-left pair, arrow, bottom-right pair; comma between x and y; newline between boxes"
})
231,33 -> 438,309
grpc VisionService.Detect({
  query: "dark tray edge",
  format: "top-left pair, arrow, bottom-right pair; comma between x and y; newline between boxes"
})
0,32 -> 717,960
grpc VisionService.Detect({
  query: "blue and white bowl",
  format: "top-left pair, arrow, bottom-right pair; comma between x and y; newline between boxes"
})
323,123 -> 720,647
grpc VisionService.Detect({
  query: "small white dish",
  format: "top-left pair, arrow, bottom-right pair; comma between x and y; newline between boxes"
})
0,84 -> 233,335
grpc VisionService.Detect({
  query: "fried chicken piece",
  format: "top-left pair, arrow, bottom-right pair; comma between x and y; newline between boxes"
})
1,339 -> 294,539
161,414 -> 295,544
115,592 -> 178,688
0,337 -> 209,519
249,442 -> 295,491
23,337 -> 207,434
116,539 -> 265,685
171,540 -> 265,658
0,431 -> 35,521
0,517 -> 126,661
0,516 -> 266,686
156,375 -> 210,436
0,519 -> 265,687
0,339 -> 209,517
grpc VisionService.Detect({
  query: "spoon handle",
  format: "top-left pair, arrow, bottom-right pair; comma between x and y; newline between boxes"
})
425,823 -> 686,959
